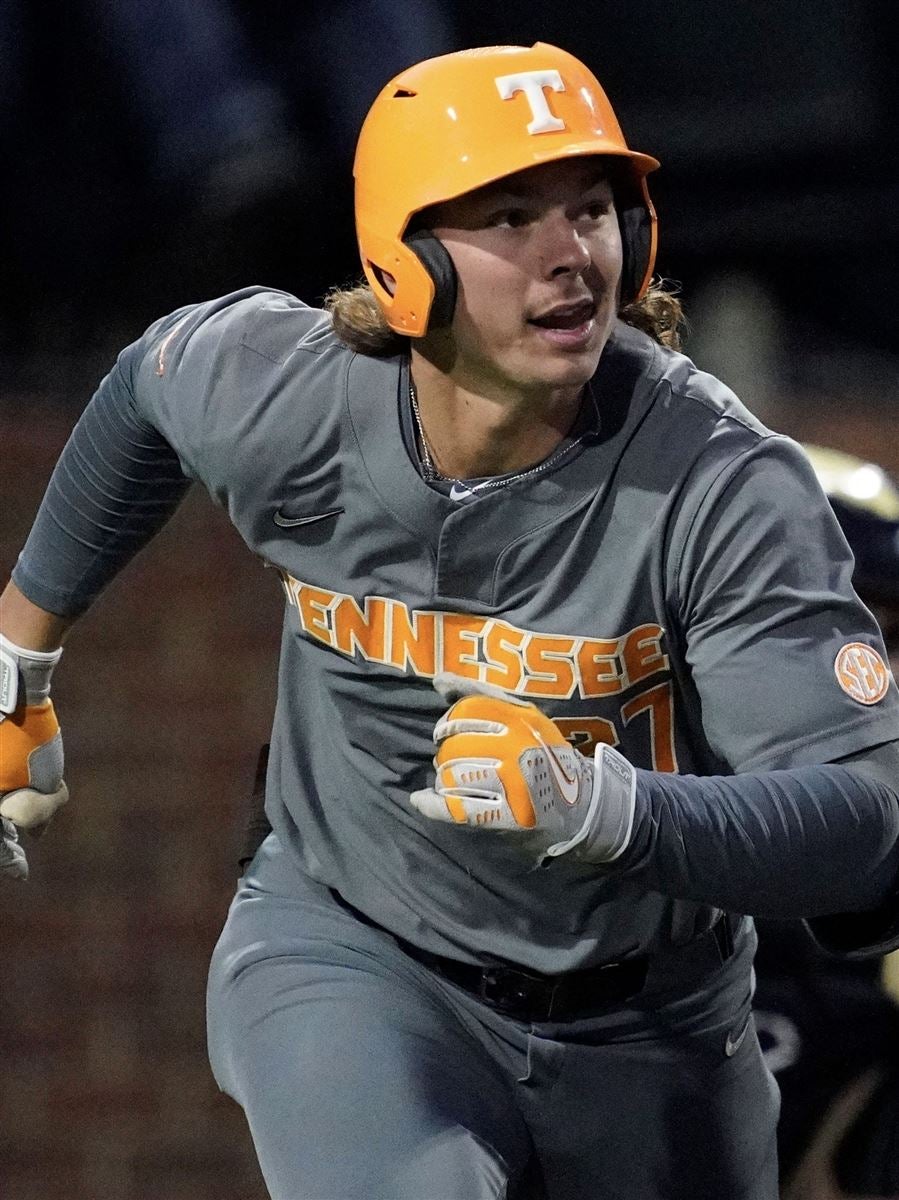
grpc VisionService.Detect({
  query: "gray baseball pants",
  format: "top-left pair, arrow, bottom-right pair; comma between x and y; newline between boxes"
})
207,837 -> 780,1200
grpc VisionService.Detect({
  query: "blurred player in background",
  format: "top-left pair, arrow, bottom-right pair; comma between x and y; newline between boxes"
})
754,445 -> 899,1200
3,43 -> 899,1200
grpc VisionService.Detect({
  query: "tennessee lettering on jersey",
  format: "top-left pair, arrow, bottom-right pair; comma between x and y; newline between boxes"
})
279,573 -> 680,771
278,573 -> 669,701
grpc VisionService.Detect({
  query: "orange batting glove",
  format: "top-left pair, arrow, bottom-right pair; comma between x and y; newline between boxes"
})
410,674 -> 636,864
0,634 -> 68,879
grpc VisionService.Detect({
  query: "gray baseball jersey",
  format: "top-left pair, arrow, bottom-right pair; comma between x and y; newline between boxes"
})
14,287 -> 899,974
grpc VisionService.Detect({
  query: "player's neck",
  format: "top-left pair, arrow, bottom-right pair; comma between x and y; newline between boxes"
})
409,353 -> 585,480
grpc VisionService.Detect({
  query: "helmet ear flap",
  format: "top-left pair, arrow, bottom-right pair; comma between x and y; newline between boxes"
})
618,203 -> 653,306
403,231 -> 458,330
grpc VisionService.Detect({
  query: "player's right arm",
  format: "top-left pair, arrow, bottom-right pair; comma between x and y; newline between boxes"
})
1,289 -> 284,878
0,314 -> 191,876
3,287 -> 324,880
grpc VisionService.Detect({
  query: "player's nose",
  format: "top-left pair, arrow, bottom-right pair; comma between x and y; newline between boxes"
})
536,213 -> 592,279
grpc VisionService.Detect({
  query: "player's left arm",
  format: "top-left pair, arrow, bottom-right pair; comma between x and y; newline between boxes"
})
411,677 -> 899,957
594,735 -> 899,956
411,438 -> 899,955
802,739 -> 899,958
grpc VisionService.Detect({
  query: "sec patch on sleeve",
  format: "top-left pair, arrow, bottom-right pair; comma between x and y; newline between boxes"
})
834,642 -> 891,704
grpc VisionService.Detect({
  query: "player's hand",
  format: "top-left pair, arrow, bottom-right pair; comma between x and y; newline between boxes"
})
410,674 -> 637,864
0,635 -> 67,880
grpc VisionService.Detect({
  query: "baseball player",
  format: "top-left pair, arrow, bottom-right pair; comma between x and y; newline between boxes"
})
2,43 -> 899,1200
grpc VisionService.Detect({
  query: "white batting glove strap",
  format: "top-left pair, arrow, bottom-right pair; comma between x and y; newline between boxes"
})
410,777 -> 524,829
544,742 -> 637,863
0,644 -> 18,714
0,633 -> 63,716
1,817 -> 29,880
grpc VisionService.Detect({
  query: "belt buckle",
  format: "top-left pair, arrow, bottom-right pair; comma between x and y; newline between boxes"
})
479,966 -> 555,1020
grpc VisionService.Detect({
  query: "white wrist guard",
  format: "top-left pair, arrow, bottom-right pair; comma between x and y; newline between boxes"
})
0,633 -> 63,715
587,743 -> 638,861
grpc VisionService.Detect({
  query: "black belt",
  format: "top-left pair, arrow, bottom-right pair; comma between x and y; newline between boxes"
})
330,889 -> 671,1022
397,940 -> 649,1021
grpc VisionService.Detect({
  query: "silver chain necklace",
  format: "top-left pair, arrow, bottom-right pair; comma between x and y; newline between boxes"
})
409,380 -> 587,495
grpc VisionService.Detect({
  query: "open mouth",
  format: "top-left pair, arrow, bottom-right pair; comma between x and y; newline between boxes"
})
528,299 -> 596,331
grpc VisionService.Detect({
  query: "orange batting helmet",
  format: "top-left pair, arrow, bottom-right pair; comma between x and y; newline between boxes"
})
354,43 -> 660,337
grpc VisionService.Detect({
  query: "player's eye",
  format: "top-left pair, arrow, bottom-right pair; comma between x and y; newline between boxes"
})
579,198 -> 612,221
486,207 -> 530,229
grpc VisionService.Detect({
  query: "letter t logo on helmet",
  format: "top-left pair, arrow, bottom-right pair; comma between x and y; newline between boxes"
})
495,70 -> 566,134
354,43 -> 660,337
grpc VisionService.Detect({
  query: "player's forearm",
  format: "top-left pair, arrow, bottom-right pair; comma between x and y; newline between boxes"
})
10,364 -> 190,618
620,761 -> 899,918
0,581 -> 72,650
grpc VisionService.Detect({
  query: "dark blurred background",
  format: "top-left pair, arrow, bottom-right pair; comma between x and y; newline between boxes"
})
1,3 -> 897,1198
3,0 -> 898,417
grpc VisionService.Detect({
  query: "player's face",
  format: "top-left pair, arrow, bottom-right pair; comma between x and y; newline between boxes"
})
425,158 -> 623,395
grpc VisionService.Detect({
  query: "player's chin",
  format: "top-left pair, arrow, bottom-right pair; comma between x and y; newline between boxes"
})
522,328 -> 604,385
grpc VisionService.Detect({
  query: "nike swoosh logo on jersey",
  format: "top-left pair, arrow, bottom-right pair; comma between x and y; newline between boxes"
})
449,480 -> 496,501
533,731 -> 580,806
273,507 -> 344,528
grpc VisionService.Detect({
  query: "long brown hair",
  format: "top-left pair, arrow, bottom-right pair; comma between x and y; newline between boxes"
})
325,279 -> 685,357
